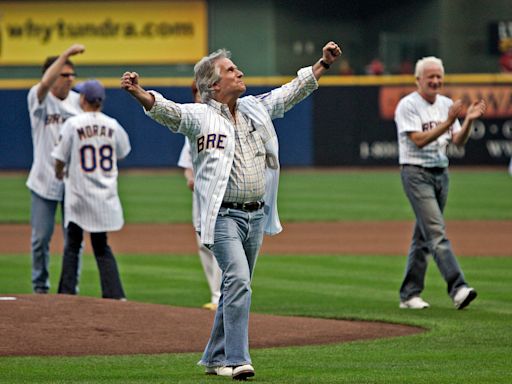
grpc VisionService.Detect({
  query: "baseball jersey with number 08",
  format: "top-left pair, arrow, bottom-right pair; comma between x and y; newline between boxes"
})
51,112 -> 131,232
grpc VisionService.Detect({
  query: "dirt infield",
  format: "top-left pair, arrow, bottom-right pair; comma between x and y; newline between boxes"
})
1,220 -> 511,256
0,220 -> 509,357
0,294 -> 423,357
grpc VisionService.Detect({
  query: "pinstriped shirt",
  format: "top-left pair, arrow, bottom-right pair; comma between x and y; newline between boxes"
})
146,66 -> 318,244
208,100 -> 266,203
147,99 -> 266,202
395,92 -> 461,168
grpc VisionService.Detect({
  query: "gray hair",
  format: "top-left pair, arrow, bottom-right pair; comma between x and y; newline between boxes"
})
194,49 -> 231,102
414,56 -> 444,78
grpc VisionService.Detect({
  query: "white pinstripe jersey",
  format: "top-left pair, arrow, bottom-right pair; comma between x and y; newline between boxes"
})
51,112 -> 131,232
26,84 -> 82,200
395,91 -> 461,167
147,66 -> 318,244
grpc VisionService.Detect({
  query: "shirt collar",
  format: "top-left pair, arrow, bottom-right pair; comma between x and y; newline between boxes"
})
207,98 -> 240,117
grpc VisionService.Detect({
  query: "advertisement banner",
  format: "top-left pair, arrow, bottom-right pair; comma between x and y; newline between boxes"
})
0,1 -> 207,65
314,85 -> 512,166
379,85 -> 512,120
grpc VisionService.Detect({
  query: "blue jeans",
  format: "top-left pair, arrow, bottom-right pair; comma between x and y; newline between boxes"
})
399,165 -> 467,301
31,191 -> 63,292
199,206 -> 265,367
30,191 -> 81,292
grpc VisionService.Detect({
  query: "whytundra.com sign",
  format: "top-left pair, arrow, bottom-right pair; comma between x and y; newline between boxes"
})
0,1 -> 207,65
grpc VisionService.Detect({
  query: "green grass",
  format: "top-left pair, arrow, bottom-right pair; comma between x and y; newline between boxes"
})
0,174 -> 31,223
1,168 -> 511,383
119,172 -> 192,223
0,253 -> 511,383
2,168 -> 512,223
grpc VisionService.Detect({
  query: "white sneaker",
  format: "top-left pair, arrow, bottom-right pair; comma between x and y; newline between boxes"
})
399,296 -> 430,309
232,364 -> 255,380
453,287 -> 477,310
205,366 -> 233,376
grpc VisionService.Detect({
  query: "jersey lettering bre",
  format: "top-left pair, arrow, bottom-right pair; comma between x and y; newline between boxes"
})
395,91 -> 461,168
26,84 -> 81,200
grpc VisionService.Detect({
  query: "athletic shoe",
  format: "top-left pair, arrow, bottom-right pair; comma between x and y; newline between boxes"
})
202,302 -> 218,311
232,364 -> 255,381
453,287 -> 477,310
34,288 -> 48,294
399,296 -> 430,309
205,366 -> 233,376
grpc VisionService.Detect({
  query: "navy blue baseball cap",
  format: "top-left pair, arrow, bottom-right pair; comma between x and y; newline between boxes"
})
75,80 -> 106,103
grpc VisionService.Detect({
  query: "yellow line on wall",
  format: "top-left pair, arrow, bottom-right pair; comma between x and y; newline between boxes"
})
1,74 -> 511,90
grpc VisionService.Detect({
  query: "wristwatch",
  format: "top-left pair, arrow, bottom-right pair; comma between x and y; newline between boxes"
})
320,59 -> 330,69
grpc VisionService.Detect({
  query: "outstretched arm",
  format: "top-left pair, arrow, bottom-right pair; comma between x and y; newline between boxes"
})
37,43 -> 85,103
312,41 -> 342,80
120,71 -> 156,111
255,40 -> 343,119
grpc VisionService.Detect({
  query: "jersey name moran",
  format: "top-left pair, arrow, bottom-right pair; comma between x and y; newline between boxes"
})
76,125 -> 114,141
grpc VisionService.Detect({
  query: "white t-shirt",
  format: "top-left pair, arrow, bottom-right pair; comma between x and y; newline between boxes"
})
177,137 -> 193,169
178,138 -> 201,227
27,84 -> 82,200
51,111 -> 131,232
395,91 -> 461,168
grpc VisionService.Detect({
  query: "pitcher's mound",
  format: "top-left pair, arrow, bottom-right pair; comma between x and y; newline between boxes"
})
0,294 -> 423,356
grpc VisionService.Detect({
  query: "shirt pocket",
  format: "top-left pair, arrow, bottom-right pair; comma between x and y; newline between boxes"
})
249,130 -> 266,157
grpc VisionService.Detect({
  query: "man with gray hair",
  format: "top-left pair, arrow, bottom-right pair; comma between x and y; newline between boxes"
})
121,41 -> 342,380
395,56 -> 486,310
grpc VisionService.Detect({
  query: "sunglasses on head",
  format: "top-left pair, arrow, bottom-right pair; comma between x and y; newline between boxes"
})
60,73 -> 77,78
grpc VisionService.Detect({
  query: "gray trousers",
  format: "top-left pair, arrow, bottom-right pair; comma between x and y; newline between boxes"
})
399,165 -> 467,301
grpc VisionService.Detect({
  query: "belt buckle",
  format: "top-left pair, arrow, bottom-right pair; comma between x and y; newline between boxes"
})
242,201 -> 260,211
